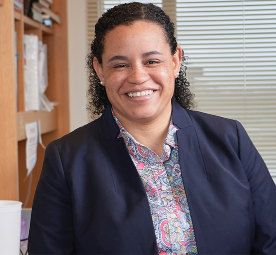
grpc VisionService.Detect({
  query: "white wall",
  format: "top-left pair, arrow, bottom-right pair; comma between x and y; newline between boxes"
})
67,0 -> 89,132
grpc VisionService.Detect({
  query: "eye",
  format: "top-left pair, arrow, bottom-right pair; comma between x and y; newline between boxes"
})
146,60 -> 160,65
114,63 -> 127,68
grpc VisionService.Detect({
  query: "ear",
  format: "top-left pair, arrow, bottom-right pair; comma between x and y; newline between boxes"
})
172,46 -> 182,78
93,57 -> 105,85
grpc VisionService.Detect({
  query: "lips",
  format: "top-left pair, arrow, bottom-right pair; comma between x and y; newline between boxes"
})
127,90 -> 153,98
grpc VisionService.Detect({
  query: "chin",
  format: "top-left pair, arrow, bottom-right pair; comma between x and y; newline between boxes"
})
128,110 -> 159,121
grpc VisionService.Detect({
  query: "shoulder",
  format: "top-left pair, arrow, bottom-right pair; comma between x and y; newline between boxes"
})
186,109 -> 238,134
60,117 -> 102,143
186,110 -> 254,148
172,98 -> 238,135
47,116 -> 106,157
178,108 -> 244,154
172,100 -> 243,148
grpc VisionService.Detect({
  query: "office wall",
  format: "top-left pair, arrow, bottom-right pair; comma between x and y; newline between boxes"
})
67,0 -> 89,132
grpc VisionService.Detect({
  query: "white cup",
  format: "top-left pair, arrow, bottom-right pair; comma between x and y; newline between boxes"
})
0,200 -> 22,255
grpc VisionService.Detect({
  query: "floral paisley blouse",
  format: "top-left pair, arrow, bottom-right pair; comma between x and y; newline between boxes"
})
112,111 -> 198,255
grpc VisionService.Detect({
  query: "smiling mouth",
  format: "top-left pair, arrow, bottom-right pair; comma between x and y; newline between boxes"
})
127,90 -> 153,98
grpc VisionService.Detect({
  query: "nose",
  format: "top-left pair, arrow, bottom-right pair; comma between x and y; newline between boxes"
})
127,65 -> 149,85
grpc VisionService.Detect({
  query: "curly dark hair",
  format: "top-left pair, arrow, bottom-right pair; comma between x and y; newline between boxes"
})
87,2 -> 194,116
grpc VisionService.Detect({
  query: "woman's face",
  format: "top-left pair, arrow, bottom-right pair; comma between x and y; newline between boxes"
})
93,20 -> 181,124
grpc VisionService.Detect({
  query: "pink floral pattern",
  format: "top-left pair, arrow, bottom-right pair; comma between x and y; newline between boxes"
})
113,111 -> 198,255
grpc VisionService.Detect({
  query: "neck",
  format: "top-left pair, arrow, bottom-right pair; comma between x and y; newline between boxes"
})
115,105 -> 172,157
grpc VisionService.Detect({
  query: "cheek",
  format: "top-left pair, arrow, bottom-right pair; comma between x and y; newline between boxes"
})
104,75 -> 125,100
105,71 -> 126,88
159,69 -> 175,96
151,68 -> 175,86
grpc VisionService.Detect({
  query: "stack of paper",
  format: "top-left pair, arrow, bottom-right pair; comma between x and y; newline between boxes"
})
24,34 -> 40,111
24,35 -> 54,111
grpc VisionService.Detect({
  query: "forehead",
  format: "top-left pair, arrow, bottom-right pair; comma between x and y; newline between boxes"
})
102,20 -> 169,53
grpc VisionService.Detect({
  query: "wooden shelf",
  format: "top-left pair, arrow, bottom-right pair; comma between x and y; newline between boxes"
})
0,0 -> 69,206
17,109 -> 57,141
14,10 -> 21,20
23,13 -> 53,34
24,15 -> 40,29
42,24 -> 54,35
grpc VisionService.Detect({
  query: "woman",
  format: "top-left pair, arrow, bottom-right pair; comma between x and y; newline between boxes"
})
28,2 -> 276,254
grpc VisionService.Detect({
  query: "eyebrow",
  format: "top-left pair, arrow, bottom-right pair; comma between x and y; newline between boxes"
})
143,51 -> 163,57
108,55 -> 128,63
107,51 -> 163,63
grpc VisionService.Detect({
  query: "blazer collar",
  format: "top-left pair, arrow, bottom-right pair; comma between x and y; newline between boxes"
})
101,104 -> 120,139
171,98 -> 193,129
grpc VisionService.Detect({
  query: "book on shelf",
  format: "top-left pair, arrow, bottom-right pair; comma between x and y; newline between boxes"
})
24,0 -> 42,16
24,34 -> 54,112
38,41 -> 55,111
31,7 -> 43,23
24,0 -> 32,16
32,2 -> 42,13
36,0 -> 50,9
24,0 -> 61,24
14,0 -> 23,11
43,0 -> 53,4
33,2 -> 61,24
25,0 -> 49,15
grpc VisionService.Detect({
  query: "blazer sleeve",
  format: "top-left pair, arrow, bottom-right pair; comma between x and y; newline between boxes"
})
28,141 -> 75,254
236,120 -> 276,254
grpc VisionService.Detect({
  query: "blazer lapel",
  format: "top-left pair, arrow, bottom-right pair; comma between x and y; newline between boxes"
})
99,105 -> 159,254
177,125 -> 208,253
100,104 -> 155,199
172,100 -> 210,253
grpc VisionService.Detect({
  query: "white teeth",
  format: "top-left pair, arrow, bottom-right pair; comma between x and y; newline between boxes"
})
127,90 -> 153,98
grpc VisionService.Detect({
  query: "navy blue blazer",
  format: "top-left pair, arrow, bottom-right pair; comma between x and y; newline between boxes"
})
28,100 -> 276,254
